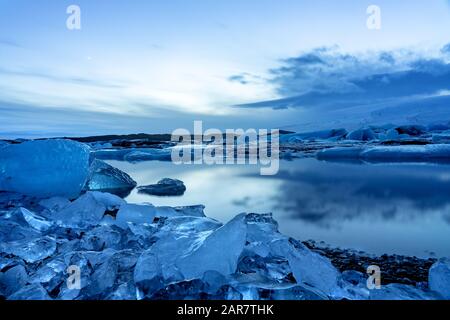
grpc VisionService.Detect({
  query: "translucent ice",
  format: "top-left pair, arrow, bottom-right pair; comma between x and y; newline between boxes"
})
369,283 -> 438,300
346,128 -> 376,141
115,203 -> 157,228
124,149 -> 172,162
0,236 -> 56,263
8,284 -> 51,300
0,139 -> 90,198
176,214 -> 247,279
428,259 -> 450,299
86,159 -> 137,196
0,264 -> 28,297
52,192 -> 124,228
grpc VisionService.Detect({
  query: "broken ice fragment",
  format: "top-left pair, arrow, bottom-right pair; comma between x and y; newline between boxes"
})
0,236 -> 57,263
8,284 -> 51,300
52,192 -> 124,228
86,159 -> 137,197
0,264 -> 28,297
115,203 -> 156,228
18,207 -> 53,232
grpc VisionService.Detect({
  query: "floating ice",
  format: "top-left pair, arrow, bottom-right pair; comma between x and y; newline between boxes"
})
137,178 -> 186,197
346,128 -> 376,141
280,129 -> 348,143
124,149 -> 172,162
0,139 -> 90,198
86,159 -> 137,196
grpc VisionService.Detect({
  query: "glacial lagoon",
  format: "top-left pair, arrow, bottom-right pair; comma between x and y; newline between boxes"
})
110,158 -> 450,258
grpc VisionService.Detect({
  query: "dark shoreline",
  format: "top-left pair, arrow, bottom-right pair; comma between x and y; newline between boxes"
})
303,240 -> 436,286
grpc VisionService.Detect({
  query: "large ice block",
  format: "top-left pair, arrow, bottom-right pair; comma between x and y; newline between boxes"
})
0,139 -> 90,198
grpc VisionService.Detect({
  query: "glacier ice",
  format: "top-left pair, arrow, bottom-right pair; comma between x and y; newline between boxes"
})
0,264 -> 28,297
0,139 -> 90,198
8,284 -> 51,300
115,203 -> 156,228
85,159 -> 137,196
346,128 -> 376,141
124,149 -> 172,162
0,236 -> 57,263
428,259 -> 450,299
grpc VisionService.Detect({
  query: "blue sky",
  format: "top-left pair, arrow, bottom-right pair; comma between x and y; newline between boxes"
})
1,0 -> 450,137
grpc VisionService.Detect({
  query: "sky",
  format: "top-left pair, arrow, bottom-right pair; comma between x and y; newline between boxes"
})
1,0 -> 450,138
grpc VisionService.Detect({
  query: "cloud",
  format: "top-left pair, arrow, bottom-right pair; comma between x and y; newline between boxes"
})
234,44 -> 450,128
0,38 -> 23,48
237,44 -> 450,111
0,67 -> 126,89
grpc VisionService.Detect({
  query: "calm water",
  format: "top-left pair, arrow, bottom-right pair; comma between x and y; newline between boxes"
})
107,158 -> 450,258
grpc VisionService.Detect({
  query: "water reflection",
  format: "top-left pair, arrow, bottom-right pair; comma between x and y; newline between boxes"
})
108,159 -> 450,257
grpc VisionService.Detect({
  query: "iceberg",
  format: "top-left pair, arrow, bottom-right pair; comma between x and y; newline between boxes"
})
0,139 -> 90,198
346,128 -> 376,141
124,149 -> 172,162
280,129 -> 348,143
137,178 -> 186,197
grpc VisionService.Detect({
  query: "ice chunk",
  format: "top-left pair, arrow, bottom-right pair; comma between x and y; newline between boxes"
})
346,128 -> 376,141
18,207 -> 52,231
134,251 -> 163,299
85,257 -> 119,298
115,203 -> 156,228
369,283 -> 437,300
280,129 -> 347,143
0,139 -> 90,198
137,178 -> 186,196
0,236 -> 56,263
428,259 -> 450,299
52,192 -> 124,228
0,264 -> 28,297
80,225 -> 123,251
176,214 -> 247,279
8,284 -> 51,300
86,159 -> 137,196
124,149 -> 172,162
